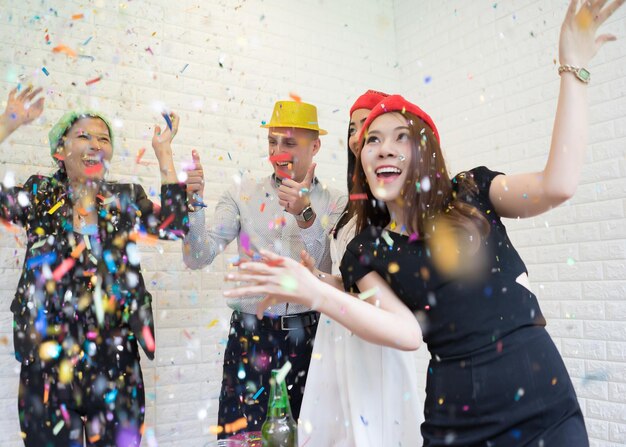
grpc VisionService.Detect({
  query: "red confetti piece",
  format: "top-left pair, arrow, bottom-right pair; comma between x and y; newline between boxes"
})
289,92 -> 302,102
135,147 -> 146,164
276,169 -> 291,179
84,163 -> 103,175
269,153 -> 292,163
349,193 -> 368,201
264,258 -> 284,267
260,203 -> 265,212
52,258 -> 75,281
157,213 -> 175,231
85,76 -> 101,86
53,153 -> 65,161
142,326 -> 155,352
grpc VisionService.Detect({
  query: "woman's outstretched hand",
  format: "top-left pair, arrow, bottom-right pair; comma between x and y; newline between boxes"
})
224,249 -> 323,319
559,0 -> 624,66
0,86 -> 45,143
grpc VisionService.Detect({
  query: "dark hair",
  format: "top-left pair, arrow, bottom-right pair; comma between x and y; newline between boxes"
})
349,111 -> 490,243
331,127 -> 356,238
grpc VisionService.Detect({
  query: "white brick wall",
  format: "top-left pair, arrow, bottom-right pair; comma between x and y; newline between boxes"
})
394,1 -> 626,445
1,0 -> 625,446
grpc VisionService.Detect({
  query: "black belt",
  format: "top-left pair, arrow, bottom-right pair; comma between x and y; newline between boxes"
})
231,310 -> 319,331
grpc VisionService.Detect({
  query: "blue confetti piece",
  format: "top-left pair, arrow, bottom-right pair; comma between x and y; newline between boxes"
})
360,415 -> 368,426
82,36 -> 93,46
103,250 -> 117,273
253,387 -> 264,399
42,67 -> 50,76
424,75 -> 432,84
104,389 -> 118,404
27,252 -> 57,269
162,113 -> 172,131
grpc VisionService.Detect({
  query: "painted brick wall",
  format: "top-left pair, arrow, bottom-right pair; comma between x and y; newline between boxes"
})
0,0 -> 398,446
394,1 -> 626,446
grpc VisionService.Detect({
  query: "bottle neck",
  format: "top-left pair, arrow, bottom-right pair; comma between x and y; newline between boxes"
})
267,375 -> 293,418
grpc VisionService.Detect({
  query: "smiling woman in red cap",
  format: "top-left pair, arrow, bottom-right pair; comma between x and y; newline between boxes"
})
296,90 -> 423,446
224,1 -> 624,445
0,87 -> 188,447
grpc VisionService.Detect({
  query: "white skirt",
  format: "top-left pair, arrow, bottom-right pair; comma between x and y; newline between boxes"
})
298,217 -> 423,446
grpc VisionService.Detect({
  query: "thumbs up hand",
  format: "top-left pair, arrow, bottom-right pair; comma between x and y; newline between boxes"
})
185,150 -> 205,203
278,162 -> 316,216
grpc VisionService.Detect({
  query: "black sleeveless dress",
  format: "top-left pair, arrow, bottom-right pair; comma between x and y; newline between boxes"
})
340,166 -> 588,446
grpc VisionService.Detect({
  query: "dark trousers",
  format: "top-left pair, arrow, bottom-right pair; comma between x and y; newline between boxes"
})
18,338 -> 145,447
217,311 -> 318,439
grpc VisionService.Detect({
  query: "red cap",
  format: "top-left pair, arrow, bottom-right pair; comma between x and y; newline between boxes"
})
349,90 -> 389,116
359,94 -> 440,144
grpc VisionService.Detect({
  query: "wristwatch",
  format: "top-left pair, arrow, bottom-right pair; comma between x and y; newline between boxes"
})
558,65 -> 590,84
295,205 -> 315,222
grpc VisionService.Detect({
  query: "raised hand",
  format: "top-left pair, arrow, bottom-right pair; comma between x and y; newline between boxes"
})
278,162 -> 316,215
151,111 -> 180,160
152,111 -> 180,184
0,86 -> 45,141
559,0 -> 625,66
185,149 -> 205,203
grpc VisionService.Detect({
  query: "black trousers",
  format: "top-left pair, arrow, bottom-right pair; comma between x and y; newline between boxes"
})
217,311 -> 318,439
18,337 -> 145,447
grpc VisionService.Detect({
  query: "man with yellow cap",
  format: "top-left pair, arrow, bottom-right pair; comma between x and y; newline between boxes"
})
182,100 -> 346,438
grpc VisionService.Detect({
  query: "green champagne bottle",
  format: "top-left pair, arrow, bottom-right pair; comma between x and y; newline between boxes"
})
261,369 -> 298,447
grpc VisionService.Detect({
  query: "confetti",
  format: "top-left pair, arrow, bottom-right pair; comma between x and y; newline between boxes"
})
162,113 -> 172,130
41,67 -> 50,76
252,387 -> 264,399
52,258 -> 75,281
180,63 -> 189,73
82,36 -> 93,45
85,76 -> 102,86
52,44 -> 77,58
381,231 -> 394,247
142,325 -> 155,352
276,360 -> 292,384
280,275 -> 298,292
47,199 -> 65,215
71,13 -> 84,20
135,147 -> 146,164
358,287 -> 379,301
349,193 -> 368,201
224,417 -> 247,434
289,92 -> 302,102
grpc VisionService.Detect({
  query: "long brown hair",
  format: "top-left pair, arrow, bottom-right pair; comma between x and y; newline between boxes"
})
350,111 -> 490,246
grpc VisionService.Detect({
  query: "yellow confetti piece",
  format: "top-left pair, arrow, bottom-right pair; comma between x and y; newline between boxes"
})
52,421 -> 64,435
207,319 -> 219,328
209,425 -> 224,435
39,341 -> 60,360
388,262 -> 400,274
58,359 -> 73,384
576,6 -> 593,29
280,275 -> 298,292
358,287 -> 379,301
48,199 -> 65,215
381,231 -> 394,247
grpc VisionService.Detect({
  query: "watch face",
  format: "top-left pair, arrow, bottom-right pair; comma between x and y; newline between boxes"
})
578,68 -> 591,82
302,207 -> 314,221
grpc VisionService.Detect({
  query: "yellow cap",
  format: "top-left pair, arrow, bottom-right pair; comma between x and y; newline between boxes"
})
261,100 -> 327,135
